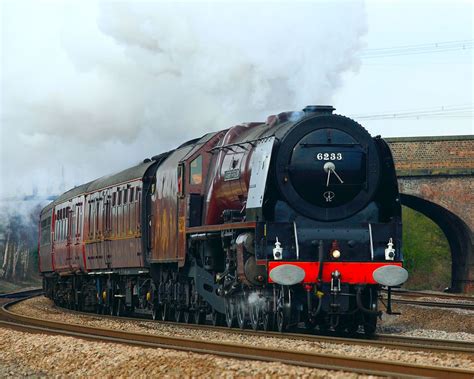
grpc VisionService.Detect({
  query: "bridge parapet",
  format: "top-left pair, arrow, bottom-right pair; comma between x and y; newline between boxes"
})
387,135 -> 474,177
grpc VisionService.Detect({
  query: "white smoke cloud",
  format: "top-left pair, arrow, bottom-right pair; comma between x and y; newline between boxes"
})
0,0 -> 367,199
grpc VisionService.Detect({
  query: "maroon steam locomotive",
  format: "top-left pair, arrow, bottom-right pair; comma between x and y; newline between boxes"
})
39,105 -> 408,334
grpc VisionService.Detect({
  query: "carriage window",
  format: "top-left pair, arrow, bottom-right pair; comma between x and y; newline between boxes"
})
88,203 -> 92,237
112,192 -> 117,207
136,187 -> 141,201
189,155 -> 202,185
123,188 -> 128,204
41,217 -> 51,246
130,188 -> 134,203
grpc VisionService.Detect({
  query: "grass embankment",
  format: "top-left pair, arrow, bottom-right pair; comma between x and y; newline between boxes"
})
0,278 -> 41,294
402,206 -> 451,291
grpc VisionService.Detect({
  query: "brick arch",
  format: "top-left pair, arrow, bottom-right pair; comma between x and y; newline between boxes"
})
400,194 -> 473,293
386,135 -> 474,293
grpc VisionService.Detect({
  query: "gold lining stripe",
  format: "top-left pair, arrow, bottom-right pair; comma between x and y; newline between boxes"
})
85,234 -> 141,244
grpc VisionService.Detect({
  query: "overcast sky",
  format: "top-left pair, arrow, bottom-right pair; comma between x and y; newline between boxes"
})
335,1 -> 473,137
0,0 -> 472,198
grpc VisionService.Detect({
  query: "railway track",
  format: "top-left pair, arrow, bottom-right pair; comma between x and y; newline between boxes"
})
0,288 -> 43,299
1,291 -> 473,378
59,306 -> 474,355
384,289 -> 474,301
382,289 -> 474,310
389,298 -> 474,310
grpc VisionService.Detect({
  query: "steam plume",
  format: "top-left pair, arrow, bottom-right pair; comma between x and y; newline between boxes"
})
0,1 -> 367,199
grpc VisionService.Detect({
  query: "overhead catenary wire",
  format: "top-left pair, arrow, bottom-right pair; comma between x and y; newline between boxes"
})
359,40 -> 473,59
350,104 -> 474,120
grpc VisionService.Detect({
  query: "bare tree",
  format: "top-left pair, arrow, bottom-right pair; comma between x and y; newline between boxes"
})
0,203 -> 42,283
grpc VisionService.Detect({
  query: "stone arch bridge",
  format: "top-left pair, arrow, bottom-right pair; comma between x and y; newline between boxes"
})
387,135 -> 473,293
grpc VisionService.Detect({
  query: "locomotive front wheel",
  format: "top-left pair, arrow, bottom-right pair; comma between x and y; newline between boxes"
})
262,296 -> 275,331
211,309 -> 225,326
224,297 -> 235,328
276,286 -> 291,332
236,299 -> 247,330
249,301 -> 261,331
276,307 -> 287,332
262,310 -> 274,331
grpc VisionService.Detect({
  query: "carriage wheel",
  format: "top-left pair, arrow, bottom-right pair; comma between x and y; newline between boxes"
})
109,299 -> 116,316
116,298 -> 126,317
262,310 -> 274,331
151,302 -> 160,321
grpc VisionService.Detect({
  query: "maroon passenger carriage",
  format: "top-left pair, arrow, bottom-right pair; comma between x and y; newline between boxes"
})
39,105 -> 408,334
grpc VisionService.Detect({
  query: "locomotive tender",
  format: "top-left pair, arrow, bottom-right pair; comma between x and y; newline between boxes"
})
39,105 -> 408,334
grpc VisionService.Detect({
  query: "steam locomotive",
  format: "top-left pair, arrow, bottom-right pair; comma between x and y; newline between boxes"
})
39,105 -> 408,335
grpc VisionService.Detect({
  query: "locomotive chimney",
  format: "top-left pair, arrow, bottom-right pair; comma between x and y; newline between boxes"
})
303,105 -> 335,114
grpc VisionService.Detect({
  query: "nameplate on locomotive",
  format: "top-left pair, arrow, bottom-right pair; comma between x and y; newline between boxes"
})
224,169 -> 241,181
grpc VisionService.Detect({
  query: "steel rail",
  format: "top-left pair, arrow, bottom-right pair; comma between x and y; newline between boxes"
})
382,289 -> 474,302
6,291 -> 474,354
375,334 -> 474,351
0,288 -> 43,299
1,300 -> 473,378
44,299 -> 474,355
387,298 -> 474,310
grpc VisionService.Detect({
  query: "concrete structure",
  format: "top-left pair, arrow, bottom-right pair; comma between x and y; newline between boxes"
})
387,135 -> 474,293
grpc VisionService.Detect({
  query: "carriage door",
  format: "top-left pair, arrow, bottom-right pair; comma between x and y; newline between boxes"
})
177,163 -> 187,265
104,191 -> 112,268
66,205 -> 72,269
75,201 -> 84,270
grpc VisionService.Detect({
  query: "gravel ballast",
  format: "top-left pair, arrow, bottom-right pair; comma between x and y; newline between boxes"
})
5,296 -> 474,372
0,328 -> 370,378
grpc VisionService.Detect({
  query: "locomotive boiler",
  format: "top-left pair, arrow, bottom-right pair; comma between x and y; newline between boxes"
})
39,105 -> 408,335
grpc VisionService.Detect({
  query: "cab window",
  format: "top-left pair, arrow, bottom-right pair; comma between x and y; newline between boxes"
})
189,155 -> 202,185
